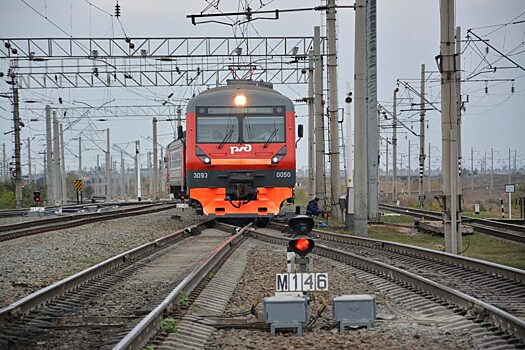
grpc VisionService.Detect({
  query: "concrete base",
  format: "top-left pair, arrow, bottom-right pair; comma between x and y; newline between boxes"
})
271,322 -> 304,336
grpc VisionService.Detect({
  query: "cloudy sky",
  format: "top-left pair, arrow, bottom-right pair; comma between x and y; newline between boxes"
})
1,0 -> 524,175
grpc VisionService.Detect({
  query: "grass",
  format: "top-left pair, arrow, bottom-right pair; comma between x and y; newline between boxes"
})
161,316 -> 177,334
339,224 -> 525,270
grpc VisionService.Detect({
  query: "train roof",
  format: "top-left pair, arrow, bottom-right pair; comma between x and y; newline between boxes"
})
186,80 -> 294,113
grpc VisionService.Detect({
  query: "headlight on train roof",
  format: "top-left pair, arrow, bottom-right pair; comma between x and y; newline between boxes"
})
233,94 -> 247,106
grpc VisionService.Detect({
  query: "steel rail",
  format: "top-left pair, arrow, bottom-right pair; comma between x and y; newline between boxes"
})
270,222 -> 525,283
246,228 -> 525,342
0,204 -> 177,241
113,223 -> 249,350
0,200 -> 163,218
0,220 -> 214,322
379,203 -> 525,243
0,203 -> 161,232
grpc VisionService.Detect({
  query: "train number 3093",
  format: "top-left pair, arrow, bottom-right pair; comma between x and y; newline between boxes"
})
275,171 -> 292,178
193,172 -> 209,179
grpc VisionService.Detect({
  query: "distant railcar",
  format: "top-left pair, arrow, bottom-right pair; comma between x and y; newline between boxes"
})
170,80 -> 301,220
165,138 -> 185,199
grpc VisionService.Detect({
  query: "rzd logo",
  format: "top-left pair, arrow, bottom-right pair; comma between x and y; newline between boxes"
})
230,144 -> 252,155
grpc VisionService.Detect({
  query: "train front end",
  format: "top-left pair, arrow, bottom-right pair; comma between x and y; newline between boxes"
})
185,80 -> 296,219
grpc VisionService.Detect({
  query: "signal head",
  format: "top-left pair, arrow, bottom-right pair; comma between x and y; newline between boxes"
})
288,215 -> 314,235
289,236 -> 315,257
33,191 -> 41,203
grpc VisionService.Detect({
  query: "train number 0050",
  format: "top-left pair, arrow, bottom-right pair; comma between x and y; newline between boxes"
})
193,172 -> 209,179
275,171 -> 292,178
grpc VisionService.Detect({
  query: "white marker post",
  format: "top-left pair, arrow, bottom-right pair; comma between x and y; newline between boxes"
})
505,184 -> 515,219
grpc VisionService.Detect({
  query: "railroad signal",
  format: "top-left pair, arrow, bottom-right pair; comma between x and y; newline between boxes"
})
33,191 -> 41,204
289,237 -> 315,257
288,215 -> 315,257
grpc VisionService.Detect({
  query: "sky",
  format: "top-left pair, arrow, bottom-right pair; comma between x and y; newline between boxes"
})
1,0 -> 524,176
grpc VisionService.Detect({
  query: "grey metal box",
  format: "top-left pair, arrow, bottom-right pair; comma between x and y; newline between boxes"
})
263,295 -> 308,336
332,294 -> 376,331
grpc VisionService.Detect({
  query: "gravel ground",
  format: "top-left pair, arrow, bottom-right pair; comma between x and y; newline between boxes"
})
206,242 -> 477,349
0,207 -> 201,307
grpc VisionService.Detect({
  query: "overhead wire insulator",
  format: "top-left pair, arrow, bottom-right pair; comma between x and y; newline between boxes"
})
115,2 -> 121,18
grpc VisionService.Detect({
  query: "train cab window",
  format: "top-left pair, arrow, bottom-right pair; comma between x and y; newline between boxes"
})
197,116 -> 239,143
243,116 -> 285,143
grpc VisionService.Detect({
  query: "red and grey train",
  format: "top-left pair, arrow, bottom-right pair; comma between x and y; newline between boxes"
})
166,80 -> 302,220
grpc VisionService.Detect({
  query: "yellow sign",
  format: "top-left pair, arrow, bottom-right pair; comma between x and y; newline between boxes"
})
74,179 -> 84,192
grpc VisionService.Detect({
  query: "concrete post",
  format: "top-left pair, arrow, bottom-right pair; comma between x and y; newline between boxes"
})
419,64 -> 426,207
308,50 -> 315,199
366,0 -> 379,222
392,88 -> 399,203
106,128 -> 111,197
153,117 -> 158,199
354,0 -> 368,235
27,137 -> 32,184
52,111 -> 60,205
440,0 -> 461,253
313,26 -> 326,209
327,0 -> 341,220
136,141 -> 142,201
60,123 -> 66,204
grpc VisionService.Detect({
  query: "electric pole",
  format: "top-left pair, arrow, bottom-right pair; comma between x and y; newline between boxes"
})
95,154 -> 100,196
366,0 -> 379,222
419,64 -> 426,207
440,0 -> 461,254
52,110 -> 60,204
60,123 -> 66,203
428,142 -> 432,194
106,128 -> 111,197
308,49 -> 315,199
471,147 -> 474,192
153,117 -> 158,199
490,147 -> 494,197
408,139 -> 411,196
120,150 -> 125,198
2,143 -> 7,182
11,64 -> 23,208
313,26 -> 325,209
147,151 -> 152,196
353,0 -> 368,235
327,0 -> 341,220
136,140 -> 142,201
78,135 -> 82,174
27,137 -> 32,185
392,88 -> 399,204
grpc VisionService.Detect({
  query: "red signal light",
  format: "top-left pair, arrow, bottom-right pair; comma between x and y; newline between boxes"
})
289,236 -> 315,257
294,238 -> 311,252
33,191 -> 41,203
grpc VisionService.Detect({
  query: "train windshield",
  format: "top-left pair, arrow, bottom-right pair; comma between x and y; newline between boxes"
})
243,116 -> 285,143
196,116 -> 240,143
195,106 -> 286,144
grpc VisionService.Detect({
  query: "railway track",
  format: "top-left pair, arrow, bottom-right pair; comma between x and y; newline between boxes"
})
0,220 -> 247,349
379,203 -> 525,243
0,203 -> 177,242
0,200 -> 161,218
3,217 -> 524,348
246,223 -> 525,345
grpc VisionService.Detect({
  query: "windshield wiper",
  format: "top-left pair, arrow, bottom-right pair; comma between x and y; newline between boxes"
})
263,128 -> 278,148
218,125 -> 234,149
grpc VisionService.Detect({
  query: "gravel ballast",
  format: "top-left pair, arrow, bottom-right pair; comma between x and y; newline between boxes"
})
0,207 -> 201,307
206,242 -> 478,349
